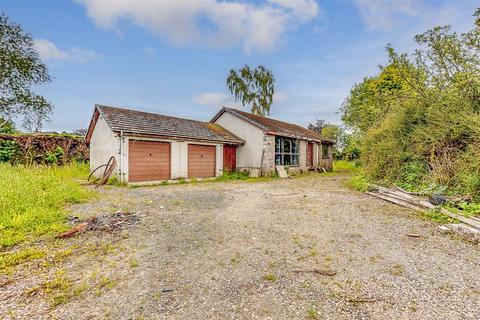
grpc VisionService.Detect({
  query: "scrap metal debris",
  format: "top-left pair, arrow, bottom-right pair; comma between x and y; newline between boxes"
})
292,269 -> 337,276
88,156 -> 117,188
57,220 -> 90,238
58,211 -> 140,238
347,297 -> 377,303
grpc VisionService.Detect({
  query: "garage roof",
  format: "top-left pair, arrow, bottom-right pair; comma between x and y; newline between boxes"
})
211,107 -> 334,144
87,105 -> 244,144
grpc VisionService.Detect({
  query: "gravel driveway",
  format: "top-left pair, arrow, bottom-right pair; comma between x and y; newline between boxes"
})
3,173 -> 480,319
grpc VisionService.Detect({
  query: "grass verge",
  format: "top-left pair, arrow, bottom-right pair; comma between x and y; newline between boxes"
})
0,163 -> 93,249
334,161 -> 375,192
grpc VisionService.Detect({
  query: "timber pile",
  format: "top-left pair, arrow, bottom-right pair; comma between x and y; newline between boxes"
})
367,186 -> 480,243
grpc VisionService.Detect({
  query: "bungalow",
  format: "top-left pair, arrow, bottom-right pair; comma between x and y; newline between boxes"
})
86,104 -> 334,184
211,107 -> 334,174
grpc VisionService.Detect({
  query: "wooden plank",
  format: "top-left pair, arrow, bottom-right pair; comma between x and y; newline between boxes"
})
368,190 -> 480,230
366,192 -> 427,212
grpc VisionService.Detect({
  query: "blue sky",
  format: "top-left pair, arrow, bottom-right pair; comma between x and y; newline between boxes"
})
1,0 -> 478,131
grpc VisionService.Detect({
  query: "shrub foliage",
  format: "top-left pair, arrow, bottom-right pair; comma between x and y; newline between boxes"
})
341,9 -> 480,198
0,133 -> 88,165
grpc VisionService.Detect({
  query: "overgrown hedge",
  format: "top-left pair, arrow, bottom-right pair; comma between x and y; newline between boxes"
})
341,11 -> 480,199
0,133 -> 88,165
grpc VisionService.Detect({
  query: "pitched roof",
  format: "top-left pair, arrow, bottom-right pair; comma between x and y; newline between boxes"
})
211,107 -> 334,143
89,105 -> 244,144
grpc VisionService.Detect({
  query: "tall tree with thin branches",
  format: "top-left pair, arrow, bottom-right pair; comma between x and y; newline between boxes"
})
0,13 -> 52,130
226,65 -> 275,116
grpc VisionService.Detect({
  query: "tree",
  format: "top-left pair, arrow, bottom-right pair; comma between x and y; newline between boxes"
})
340,63 -> 406,134
340,8 -> 480,196
308,119 -> 326,134
72,128 -> 87,136
0,116 -> 16,133
0,13 -> 53,130
226,65 -> 275,116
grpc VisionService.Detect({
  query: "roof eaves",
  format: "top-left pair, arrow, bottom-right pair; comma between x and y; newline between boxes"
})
209,106 -> 227,123
119,130 -> 244,144
95,104 -> 118,134
265,130 -> 321,142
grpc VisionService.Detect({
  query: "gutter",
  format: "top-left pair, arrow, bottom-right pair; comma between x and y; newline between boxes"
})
115,131 -> 245,146
265,130 -> 326,143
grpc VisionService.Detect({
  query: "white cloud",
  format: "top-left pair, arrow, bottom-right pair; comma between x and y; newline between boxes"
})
274,91 -> 289,103
34,39 -> 101,63
352,0 -> 420,30
191,92 -> 232,107
142,46 -> 155,58
75,0 -> 320,52
268,0 -> 319,21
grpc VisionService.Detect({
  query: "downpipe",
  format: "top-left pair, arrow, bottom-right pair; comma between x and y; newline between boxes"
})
119,131 -> 124,183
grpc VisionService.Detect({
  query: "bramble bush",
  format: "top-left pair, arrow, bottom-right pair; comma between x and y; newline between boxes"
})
341,9 -> 480,200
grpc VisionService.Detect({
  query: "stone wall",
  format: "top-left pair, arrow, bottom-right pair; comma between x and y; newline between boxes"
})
261,134 -> 276,175
319,144 -> 334,171
299,140 -> 307,170
313,143 -> 319,167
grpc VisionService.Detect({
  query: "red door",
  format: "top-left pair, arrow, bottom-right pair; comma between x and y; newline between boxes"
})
223,145 -> 237,171
307,142 -> 313,167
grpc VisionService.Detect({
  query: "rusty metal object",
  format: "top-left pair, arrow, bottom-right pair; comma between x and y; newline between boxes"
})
88,156 -> 117,187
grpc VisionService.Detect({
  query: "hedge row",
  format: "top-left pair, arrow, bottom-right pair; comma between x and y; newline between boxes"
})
0,134 -> 88,165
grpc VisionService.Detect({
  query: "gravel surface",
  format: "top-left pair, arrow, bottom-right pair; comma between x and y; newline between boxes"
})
2,173 -> 479,319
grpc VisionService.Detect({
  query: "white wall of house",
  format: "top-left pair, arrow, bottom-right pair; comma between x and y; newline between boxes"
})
215,143 -> 223,176
170,140 -> 187,179
89,115 -> 119,177
214,112 -> 265,169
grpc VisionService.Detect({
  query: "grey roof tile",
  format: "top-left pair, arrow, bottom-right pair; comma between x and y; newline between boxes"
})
96,105 -> 243,144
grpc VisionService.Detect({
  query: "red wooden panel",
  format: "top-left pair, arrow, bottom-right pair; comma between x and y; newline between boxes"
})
307,142 -> 314,167
223,145 -> 237,171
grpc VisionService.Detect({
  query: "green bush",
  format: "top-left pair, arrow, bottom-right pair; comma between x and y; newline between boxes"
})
44,146 -> 65,165
341,12 -> 480,199
396,160 -> 430,192
347,174 -> 374,192
0,140 -> 18,162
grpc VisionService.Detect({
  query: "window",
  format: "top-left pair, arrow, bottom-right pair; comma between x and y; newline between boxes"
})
275,136 -> 299,166
322,144 -> 330,159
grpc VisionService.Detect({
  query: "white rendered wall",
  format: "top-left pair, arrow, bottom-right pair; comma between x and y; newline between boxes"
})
89,115 -> 119,178
213,112 -> 265,169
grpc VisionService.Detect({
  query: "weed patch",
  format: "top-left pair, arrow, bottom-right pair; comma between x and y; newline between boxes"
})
0,248 -> 46,273
0,163 -> 93,249
263,273 -> 277,282
347,175 -> 373,192
333,160 -> 360,173
306,308 -> 319,319
422,210 -> 457,224
216,170 -> 249,181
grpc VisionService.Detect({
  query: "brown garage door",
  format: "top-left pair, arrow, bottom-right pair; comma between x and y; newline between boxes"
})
188,144 -> 216,178
129,140 -> 170,182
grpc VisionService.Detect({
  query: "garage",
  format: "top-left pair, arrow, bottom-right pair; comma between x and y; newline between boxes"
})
188,144 -> 216,178
129,140 -> 170,182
